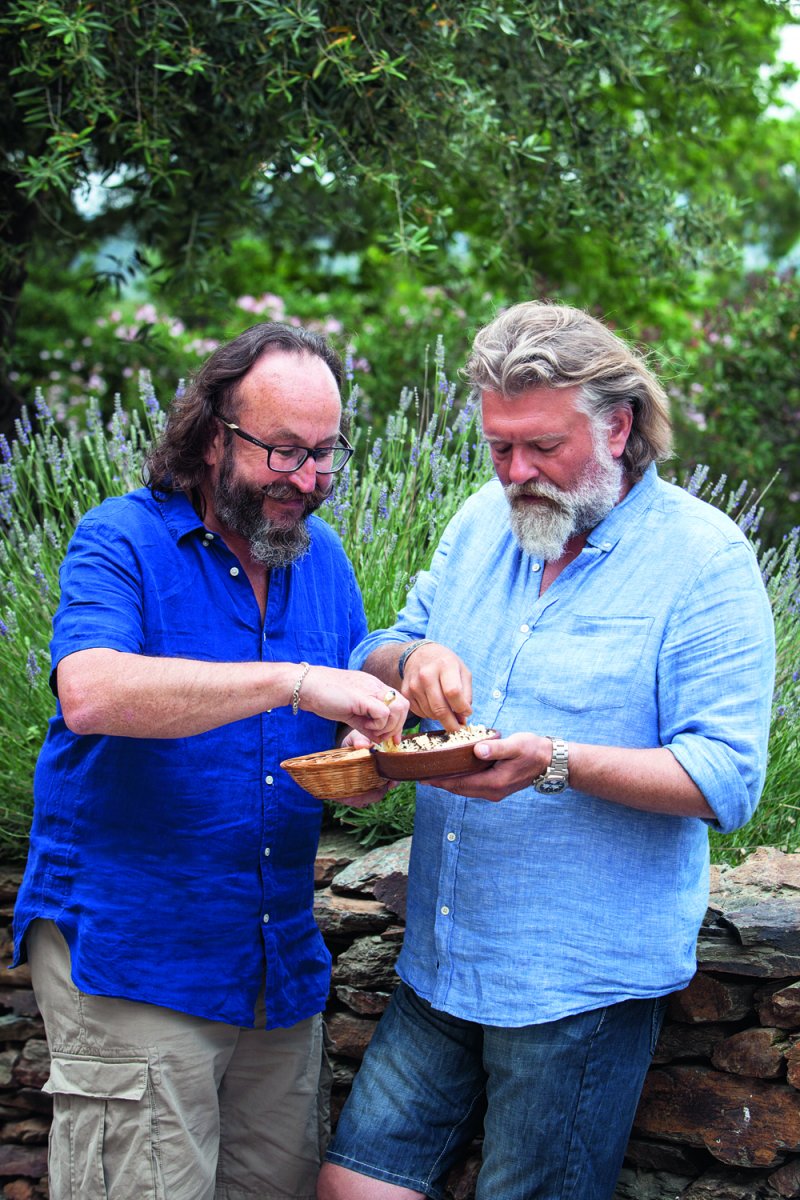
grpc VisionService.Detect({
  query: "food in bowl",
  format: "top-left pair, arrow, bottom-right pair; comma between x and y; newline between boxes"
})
373,725 -> 500,781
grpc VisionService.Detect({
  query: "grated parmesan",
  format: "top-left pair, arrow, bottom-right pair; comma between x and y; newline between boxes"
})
377,724 -> 491,753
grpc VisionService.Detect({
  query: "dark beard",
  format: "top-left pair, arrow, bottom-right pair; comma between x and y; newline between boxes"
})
213,455 -> 329,569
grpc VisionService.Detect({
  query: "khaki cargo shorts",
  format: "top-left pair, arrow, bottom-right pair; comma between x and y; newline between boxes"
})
27,919 -> 331,1200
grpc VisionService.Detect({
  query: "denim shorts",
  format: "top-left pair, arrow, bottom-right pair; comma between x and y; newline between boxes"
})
326,981 -> 667,1200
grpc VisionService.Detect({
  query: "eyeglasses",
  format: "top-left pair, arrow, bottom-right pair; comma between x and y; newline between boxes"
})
214,413 -> 354,474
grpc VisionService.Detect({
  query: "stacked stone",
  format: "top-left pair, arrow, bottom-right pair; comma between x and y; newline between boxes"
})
3,839 -> 800,1199
0,870 -> 49,1200
619,849 -> 800,1200
314,831 -> 407,1121
316,837 -> 800,1200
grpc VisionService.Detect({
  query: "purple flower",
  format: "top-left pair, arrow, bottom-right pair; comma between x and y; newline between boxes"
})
34,388 -> 54,427
0,434 -> 10,463
361,509 -> 374,543
33,563 -> 50,598
140,371 -> 160,414
26,649 -> 41,686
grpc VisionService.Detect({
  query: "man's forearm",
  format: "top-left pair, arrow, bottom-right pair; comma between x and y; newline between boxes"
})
57,648 -> 299,738
361,643 -> 408,691
568,743 -> 714,818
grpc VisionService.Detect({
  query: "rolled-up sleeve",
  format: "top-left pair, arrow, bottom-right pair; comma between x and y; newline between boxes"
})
659,540 -> 775,833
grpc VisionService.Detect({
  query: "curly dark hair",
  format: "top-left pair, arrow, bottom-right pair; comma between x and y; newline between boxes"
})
143,322 -> 344,502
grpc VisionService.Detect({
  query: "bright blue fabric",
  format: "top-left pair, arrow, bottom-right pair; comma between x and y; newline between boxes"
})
350,466 -> 775,1026
13,488 -> 368,1029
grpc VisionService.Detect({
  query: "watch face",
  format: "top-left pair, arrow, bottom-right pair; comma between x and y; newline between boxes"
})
536,778 -> 567,794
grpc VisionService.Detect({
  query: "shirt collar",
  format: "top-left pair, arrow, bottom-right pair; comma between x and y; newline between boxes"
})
584,462 -> 659,551
156,489 -> 207,543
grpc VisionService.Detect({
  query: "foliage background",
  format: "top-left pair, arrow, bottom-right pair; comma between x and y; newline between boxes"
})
1,0 -> 800,861
1,360 -> 798,866
3,0 -> 800,424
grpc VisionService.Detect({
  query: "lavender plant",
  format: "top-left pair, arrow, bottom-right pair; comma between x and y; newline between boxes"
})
0,377 -> 164,854
0,353 -> 798,861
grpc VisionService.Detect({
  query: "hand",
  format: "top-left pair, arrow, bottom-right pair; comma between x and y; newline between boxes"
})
399,643 -> 473,732
428,732 -> 552,801
329,729 -> 397,809
298,666 -> 410,744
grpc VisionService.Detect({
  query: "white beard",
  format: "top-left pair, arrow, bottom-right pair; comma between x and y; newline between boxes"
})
505,442 -> 623,562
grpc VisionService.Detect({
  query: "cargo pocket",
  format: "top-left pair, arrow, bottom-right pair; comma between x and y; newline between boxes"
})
43,1054 -> 163,1200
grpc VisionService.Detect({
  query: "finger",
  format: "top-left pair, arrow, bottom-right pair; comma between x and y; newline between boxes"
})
412,679 -> 466,732
425,771 -> 505,801
334,785 -> 389,809
342,729 -> 372,750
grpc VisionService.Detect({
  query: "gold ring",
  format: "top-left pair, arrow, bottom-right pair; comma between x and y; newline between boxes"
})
383,689 -> 397,705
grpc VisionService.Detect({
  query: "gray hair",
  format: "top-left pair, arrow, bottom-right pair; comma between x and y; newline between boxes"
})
466,301 -> 673,481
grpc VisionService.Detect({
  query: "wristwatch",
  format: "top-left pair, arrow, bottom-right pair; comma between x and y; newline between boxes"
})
532,737 -> 569,794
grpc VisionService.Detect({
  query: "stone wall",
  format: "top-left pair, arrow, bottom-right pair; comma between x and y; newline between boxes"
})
3,840 -> 800,1199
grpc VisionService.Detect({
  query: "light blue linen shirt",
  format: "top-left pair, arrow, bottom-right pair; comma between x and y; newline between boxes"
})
351,465 -> 775,1026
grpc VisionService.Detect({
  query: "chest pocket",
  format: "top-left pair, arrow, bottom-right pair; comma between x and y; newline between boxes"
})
279,629 -> 350,670
524,615 -> 653,713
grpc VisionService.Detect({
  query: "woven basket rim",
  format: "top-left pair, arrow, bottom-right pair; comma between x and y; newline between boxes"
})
281,745 -> 380,799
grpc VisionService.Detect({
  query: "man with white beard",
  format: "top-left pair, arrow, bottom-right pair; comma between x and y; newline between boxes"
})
318,301 -> 776,1200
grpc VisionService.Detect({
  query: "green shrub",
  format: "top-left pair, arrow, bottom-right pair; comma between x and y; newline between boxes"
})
11,238 -> 507,433
668,270 -> 800,543
1,354 -> 798,862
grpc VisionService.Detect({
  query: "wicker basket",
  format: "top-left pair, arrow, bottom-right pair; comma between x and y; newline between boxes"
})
280,746 -> 382,800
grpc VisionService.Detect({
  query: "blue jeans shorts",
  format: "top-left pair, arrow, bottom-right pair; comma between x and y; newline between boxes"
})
326,981 -> 667,1200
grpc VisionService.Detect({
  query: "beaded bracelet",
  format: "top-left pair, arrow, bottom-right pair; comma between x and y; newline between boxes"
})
397,639 -> 435,680
291,661 -> 311,716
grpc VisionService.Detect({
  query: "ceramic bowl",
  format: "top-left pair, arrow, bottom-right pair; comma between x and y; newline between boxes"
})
372,728 -> 500,782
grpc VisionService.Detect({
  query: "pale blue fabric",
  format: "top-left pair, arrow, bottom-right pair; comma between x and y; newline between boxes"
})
351,465 -> 775,1026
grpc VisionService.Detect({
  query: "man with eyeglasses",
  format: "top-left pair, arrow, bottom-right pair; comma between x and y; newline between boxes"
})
12,322 -> 409,1200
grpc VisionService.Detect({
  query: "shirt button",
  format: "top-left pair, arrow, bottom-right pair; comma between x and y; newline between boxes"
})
263,913 -> 270,924
446,832 -> 456,842
440,905 -> 450,916
520,623 -> 530,633
531,562 -> 541,572
230,566 -> 240,577
264,847 -> 271,857
492,688 -> 502,699
265,775 -> 274,785
602,541 -> 613,551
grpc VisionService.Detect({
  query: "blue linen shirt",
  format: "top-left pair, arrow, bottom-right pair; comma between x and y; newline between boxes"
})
351,465 -> 775,1027
13,488 -> 368,1029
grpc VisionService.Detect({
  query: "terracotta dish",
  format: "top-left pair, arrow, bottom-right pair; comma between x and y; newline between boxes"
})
373,727 -> 500,782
